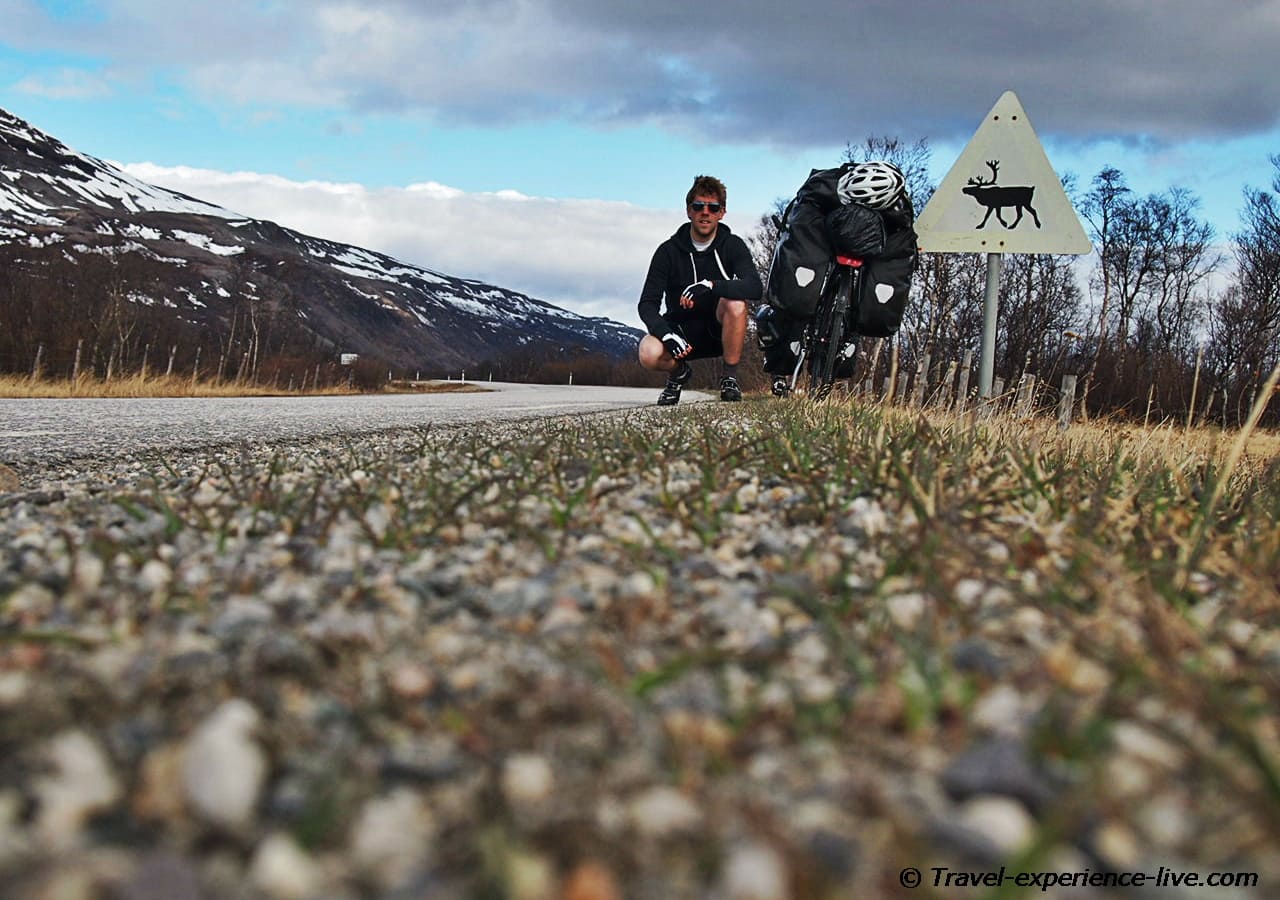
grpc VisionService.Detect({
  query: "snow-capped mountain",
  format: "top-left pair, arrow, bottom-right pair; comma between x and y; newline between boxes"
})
0,108 -> 641,373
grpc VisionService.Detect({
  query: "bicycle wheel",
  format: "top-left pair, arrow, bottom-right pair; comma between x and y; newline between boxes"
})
804,266 -> 856,397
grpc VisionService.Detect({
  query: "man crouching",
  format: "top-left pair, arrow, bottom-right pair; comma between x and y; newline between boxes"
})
637,175 -> 763,405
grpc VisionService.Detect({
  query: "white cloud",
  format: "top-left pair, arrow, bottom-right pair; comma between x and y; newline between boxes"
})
13,67 -> 112,100
16,1 -> 1280,143
121,161 -> 675,329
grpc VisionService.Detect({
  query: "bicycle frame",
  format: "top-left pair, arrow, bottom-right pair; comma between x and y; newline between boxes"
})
788,255 -> 863,397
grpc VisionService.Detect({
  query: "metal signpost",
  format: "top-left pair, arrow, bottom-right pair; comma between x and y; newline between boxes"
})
915,91 -> 1093,401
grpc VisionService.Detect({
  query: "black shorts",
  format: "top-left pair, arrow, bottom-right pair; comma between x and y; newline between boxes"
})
669,318 -> 724,360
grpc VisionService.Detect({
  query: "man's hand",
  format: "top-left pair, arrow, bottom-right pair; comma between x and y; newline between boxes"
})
661,332 -> 693,360
679,279 -> 715,309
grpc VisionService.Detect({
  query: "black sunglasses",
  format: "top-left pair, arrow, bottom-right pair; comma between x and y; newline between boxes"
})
689,201 -> 722,213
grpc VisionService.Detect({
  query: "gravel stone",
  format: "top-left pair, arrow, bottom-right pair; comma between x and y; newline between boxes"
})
181,700 -> 267,831
1,407 -> 1275,898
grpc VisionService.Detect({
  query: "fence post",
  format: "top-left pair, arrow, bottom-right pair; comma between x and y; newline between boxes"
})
980,376 -> 1005,419
863,338 -> 884,399
936,360 -> 957,409
956,349 -> 974,413
887,342 -> 901,405
911,352 -> 931,406
1016,372 -> 1036,417
1187,346 -> 1204,430
1058,374 -> 1077,431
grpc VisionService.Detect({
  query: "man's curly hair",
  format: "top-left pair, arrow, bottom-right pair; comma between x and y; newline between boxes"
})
686,175 -> 726,207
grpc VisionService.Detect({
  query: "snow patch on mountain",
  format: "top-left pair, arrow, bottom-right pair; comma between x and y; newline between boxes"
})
0,108 -> 236,222
172,230 -> 244,256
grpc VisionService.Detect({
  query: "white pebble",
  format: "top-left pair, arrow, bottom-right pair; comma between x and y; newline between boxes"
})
350,788 -> 435,889
1111,722 -> 1183,769
137,558 -> 172,592
249,832 -> 319,900
846,496 -> 889,537
797,675 -> 836,704
886,592 -> 927,629
953,578 -> 986,608
503,754 -> 554,807
71,553 -> 105,593
1137,792 -> 1193,846
720,841 -> 789,900
1094,821 -> 1141,867
958,795 -> 1034,854
629,786 -> 702,838
34,730 -> 122,850
971,685 -> 1027,736
0,672 -> 29,705
182,699 -> 266,830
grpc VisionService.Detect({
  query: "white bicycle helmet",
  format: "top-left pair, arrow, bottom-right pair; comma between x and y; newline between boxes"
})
838,161 -> 906,210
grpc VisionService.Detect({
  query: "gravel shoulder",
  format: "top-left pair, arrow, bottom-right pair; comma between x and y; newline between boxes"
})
1,401 -> 1276,899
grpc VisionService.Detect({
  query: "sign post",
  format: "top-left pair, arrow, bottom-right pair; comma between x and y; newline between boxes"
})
916,91 -> 1092,401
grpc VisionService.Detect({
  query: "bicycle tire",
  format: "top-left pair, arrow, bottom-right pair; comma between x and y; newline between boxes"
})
804,265 -> 857,396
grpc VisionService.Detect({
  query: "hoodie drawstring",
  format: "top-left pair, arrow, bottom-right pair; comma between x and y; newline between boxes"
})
690,249 -> 731,283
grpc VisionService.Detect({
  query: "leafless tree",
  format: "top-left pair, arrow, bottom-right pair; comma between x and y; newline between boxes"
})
746,196 -> 790,298
998,252 -> 1084,392
1078,167 -> 1131,414
1208,155 -> 1280,423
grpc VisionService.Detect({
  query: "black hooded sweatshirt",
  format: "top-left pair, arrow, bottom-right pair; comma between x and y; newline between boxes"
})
637,222 -> 763,337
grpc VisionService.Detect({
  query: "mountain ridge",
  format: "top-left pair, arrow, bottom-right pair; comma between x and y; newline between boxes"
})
0,107 -> 641,378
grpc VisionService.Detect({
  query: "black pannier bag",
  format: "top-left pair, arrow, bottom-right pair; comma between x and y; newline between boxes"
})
761,313 -> 805,375
767,199 -> 834,318
852,199 -> 918,338
793,164 -> 853,212
826,203 -> 886,258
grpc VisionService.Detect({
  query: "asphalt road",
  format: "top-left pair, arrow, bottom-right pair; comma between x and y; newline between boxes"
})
0,382 -> 711,467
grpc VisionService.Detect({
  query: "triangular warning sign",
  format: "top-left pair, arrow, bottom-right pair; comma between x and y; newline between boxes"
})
917,92 -> 1092,255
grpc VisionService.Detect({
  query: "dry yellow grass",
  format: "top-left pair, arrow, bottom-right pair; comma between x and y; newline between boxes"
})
0,374 -> 491,399
899,402 -> 1280,475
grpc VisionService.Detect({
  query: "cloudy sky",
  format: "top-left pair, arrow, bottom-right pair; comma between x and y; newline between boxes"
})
3,0 -> 1280,329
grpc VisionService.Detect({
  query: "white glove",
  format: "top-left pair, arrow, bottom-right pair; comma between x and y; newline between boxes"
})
661,332 -> 692,359
679,279 -> 715,308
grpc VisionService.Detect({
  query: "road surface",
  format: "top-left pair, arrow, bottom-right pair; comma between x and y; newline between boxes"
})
0,382 -> 711,467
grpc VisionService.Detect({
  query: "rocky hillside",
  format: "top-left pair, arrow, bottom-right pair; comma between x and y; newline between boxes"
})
0,108 -> 640,374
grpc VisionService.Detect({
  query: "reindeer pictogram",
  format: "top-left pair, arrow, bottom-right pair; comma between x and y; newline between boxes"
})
963,160 -> 1041,230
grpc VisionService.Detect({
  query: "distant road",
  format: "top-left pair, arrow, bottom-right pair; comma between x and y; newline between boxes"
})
0,382 -> 711,467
